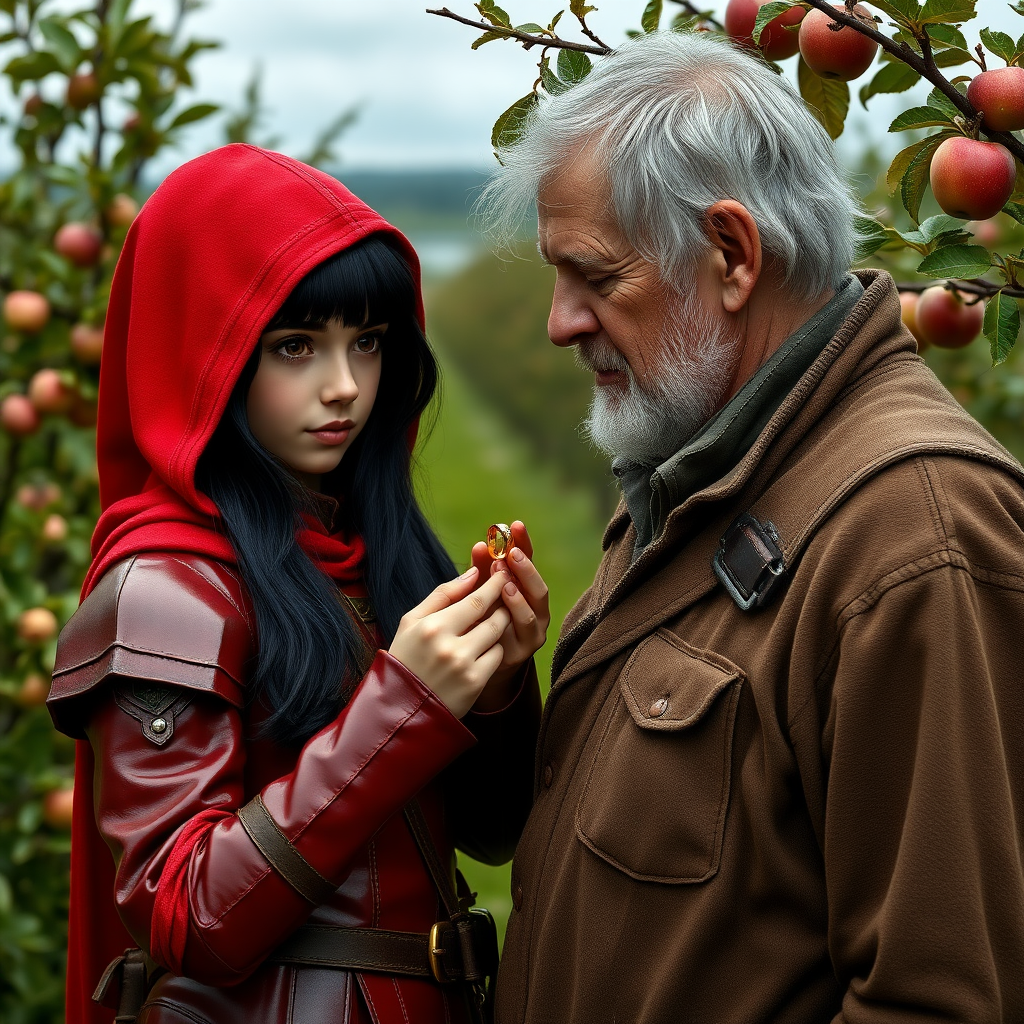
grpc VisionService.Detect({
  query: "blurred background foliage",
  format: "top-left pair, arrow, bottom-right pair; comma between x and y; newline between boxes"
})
1,1 -> 1023,1021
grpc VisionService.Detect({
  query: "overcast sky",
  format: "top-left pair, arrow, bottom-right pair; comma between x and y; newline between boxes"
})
3,0 -> 1021,173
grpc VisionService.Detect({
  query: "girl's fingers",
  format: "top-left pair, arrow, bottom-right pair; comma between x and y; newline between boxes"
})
499,578 -> 542,637
435,570 -> 509,634
504,548 -> 550,618
463,606 -> 511,661
510,520 -> 534,560
405,566 -> 479,621
470,541 -> 492,582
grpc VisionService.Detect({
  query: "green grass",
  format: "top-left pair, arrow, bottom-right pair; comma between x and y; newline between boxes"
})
413,347 -> 607,941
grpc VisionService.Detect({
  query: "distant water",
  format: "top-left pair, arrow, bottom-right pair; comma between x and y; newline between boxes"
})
405,229 -> 483,281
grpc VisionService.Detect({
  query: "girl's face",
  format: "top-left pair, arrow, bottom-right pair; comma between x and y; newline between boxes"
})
247,318 -> 385,490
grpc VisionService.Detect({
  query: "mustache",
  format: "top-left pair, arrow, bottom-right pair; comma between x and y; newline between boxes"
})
574,338 -> 630,375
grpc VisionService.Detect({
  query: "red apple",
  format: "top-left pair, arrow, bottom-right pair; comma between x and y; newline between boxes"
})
28,369 -> 74,415
17,673 -> 50,708
798,4 -> 878,80
41,513 -> 68,543
915,285 -> 984,349
55,222 -> 103,268
43,787 -> 74,829
122,111 -> 141,132
725,0 -> 805,61
23,93 -> 44,117
930,136 -> 1015,220
66,71 -> 100,111
70,322 -> 104,365
15,482 -> 60,511
105,193 -> 139,227
17,606 -> 59,643
899,292 -> 928,351
1,395 -> 41,436
968,218 -> 1001,246
3,290 -> 51,333
967,66 -> 1024,132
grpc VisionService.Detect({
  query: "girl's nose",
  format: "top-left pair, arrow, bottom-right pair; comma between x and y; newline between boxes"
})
321,355 -> 359,405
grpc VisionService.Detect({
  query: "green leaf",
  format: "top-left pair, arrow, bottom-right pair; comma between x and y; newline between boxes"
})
917,243 -> 994,277
1002,201 -> 1024,224
927,22 -> 969,47
1012,1 -> 1024,15
515,22 -> 546,33
798,56 -> 850,140
570,0 -> 598,16
167,103 -> 219,129
3,51 -> 62,84
752,1 -> 795,43
476,1 -> 512,27
853,215 -> 890,260
492,92 -> 539,151
550,10 -> 565,31
919,0 -> 977,23
927,86 -> 965,118
540,55 -> 569,94
642,0 -> 663,31
932,45 -> 973,66
901,139 -> 944,221
916,213 -> 972,241
983,289 -> 1020,363
860,61 -> 921,106
557,47 -> 592,83
866,0 -> 921,24
37,17 -> 82,72
472,29 -> 508,48
888,104 -> 955,130
980,26 -> 1016,61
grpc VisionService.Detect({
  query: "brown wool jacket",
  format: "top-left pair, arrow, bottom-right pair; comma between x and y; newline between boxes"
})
495,270 -> 1024,1024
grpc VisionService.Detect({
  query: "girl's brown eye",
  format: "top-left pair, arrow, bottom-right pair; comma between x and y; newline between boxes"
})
356,332 -> 382,354
274,336 -> 313,359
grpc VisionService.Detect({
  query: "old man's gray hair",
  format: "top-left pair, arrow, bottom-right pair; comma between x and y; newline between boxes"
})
478,31 -> 863,302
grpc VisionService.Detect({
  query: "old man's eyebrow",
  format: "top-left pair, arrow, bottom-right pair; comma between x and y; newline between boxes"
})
536,244 -> 609,273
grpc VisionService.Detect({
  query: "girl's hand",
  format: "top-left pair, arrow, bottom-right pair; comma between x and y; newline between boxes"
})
470,521 -> 550,710
388,568 -> 512,719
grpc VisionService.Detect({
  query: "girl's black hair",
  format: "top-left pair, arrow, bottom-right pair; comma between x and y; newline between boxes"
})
195,234 -> 456,745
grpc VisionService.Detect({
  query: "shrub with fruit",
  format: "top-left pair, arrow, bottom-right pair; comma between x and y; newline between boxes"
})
0,2 -> 220,1018
433,0 -> 1024,379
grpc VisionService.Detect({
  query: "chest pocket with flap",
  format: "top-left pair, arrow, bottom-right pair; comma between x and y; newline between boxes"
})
575,628 -> 743,884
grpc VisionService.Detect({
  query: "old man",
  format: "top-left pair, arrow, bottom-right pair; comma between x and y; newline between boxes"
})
482,30 -> 1024,1024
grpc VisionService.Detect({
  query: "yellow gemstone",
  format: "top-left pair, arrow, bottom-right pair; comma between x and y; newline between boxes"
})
487,523 -> 512,560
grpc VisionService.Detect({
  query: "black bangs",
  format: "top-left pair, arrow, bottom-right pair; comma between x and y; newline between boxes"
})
266,234 -> 416,331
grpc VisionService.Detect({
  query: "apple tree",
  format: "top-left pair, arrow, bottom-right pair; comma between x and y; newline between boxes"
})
430,0 -> 1024,443
0,1 -> 222,1019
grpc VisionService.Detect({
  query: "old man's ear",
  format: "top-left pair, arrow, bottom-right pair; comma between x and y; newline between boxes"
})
704,200 -> 762,314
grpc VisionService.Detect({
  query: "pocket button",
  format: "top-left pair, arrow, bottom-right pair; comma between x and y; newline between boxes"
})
648,698 -> 668,718
543,763 -> 554,787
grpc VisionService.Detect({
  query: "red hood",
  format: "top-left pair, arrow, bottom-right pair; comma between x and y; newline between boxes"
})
96,142 -> 423,520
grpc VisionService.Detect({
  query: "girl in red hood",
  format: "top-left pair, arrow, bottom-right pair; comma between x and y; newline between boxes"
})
47,144 -> 546,1024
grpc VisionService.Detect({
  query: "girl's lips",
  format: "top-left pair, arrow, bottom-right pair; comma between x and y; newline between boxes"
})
307,427 -> 352,445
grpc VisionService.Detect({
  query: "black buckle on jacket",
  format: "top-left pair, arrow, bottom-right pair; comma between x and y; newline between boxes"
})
713,513 -> 787,611
428,909 -> 499,985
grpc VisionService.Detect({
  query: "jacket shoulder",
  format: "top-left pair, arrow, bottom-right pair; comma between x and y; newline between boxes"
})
48,553 -> 255,738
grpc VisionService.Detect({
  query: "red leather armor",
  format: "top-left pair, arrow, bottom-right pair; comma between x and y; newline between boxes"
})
49,553 -> 540,1024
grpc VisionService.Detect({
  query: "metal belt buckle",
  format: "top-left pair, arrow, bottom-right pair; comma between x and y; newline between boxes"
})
712,513 -> 787,611
428,921 -> 453,984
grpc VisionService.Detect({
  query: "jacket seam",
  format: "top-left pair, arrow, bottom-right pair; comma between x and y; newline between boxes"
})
913,457 -> 948,551
166,555 -> 252,633
291,696 -> 428,842
789,553 -> 1024,731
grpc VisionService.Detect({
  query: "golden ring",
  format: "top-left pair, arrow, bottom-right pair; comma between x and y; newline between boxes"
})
486,523 -> 513,560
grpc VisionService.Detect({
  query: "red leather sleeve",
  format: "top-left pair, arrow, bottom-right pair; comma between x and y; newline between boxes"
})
85,650 -> 475,986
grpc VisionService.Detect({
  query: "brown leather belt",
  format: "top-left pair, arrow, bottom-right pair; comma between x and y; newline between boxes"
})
268,911 -> 498,985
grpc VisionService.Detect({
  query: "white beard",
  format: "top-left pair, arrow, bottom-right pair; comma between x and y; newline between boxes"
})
577,289 -> 741,466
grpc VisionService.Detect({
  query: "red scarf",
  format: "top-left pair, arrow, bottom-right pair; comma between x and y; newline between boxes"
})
66,144 -> 425,1023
